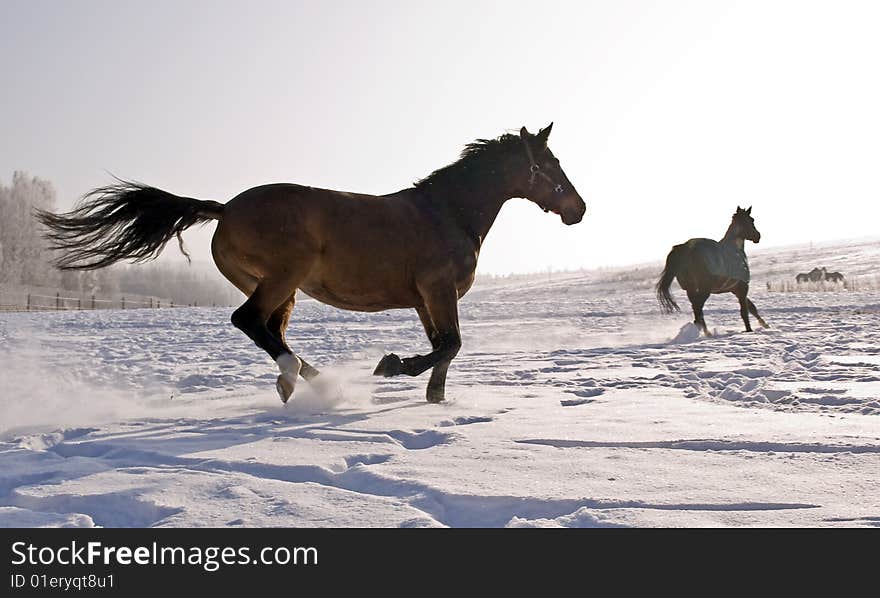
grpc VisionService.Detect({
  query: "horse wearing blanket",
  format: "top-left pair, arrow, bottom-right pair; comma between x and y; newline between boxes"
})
656,207 -> 769,335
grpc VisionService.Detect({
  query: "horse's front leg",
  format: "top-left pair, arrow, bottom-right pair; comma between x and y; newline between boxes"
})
732,284 -> 752,332
373,285 -> 460,403
415,306 -> 455,404
747,298 -> 769,328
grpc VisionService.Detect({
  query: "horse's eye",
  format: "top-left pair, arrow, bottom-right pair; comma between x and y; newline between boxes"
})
555,184 -> 564,194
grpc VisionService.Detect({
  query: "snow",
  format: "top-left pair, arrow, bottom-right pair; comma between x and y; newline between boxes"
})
1,238 -> 879,527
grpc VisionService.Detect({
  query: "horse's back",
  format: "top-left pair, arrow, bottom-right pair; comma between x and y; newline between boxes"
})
681,237 -> 718,253
211,182 -> 451,311
674,237 -> 749,290
223,183 -> 388,217
217,183 -> 416,245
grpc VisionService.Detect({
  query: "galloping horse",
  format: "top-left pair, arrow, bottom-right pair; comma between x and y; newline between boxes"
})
825,270 -> 845,283
656,207 -> 769,335
38,125 -> 585,403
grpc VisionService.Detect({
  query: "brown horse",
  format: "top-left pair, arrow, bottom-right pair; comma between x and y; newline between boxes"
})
656,207 -> 769,335
38,124 -> 585,403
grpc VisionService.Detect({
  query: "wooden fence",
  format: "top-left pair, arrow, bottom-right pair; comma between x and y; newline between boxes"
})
0,287 -> 221,312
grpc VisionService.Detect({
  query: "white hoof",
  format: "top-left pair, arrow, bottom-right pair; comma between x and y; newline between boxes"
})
276,373 -> 297,403
275,353 -> 302,403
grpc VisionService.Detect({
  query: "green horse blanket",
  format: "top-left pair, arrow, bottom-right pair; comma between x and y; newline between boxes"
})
685,238 -> 750,283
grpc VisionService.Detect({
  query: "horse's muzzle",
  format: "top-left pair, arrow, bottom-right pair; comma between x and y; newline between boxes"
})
561,200 -> 586,225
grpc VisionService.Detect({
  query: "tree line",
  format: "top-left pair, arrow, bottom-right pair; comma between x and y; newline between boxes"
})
0,171 -> 240,307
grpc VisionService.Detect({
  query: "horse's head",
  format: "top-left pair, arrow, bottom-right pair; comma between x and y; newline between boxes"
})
519,124 -> 585,225
733,206 -> 761,243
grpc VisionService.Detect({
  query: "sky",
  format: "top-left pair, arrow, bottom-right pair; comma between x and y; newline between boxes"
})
2,0 -> 879,274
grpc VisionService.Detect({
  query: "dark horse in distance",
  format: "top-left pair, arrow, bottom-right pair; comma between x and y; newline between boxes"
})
796,267 -> 825,283
656,207 -> 769,335
38,124 -> 585,403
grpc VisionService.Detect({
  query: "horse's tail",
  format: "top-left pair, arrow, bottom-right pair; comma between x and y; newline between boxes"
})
36,179 -> 225,270
656,245 -> 684,314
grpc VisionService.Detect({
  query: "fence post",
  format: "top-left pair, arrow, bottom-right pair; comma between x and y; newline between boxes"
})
77,298 -> 81,310
56,292 -> 60,310
91,295 -> 95,309
27,293 -> 31,311
171,300 -> 174,308
157,300 -> 161,308
122,296 -> 125,310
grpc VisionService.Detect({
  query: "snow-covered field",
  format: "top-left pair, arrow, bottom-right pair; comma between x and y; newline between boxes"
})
2,238 -> 880,528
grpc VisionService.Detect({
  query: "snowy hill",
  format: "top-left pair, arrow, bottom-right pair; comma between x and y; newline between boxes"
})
1,237 -> 879,527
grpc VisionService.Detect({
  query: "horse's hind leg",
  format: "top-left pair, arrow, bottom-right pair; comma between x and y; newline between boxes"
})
231,280 -> 303,403
267,296 -> 321,382
747,298 -> 769,328
687,290 -> 711,336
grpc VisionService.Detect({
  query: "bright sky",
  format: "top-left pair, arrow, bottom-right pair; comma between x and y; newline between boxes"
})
2,0 -> 879,274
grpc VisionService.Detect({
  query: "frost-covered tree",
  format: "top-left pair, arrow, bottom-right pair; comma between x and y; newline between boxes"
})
0,172 -> 238,305
0,172 -> 59,286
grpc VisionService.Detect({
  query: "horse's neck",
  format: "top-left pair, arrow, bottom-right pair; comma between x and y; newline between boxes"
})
416,149 -> 528,249
422,185 -> 511,249
720,223 -> 744,251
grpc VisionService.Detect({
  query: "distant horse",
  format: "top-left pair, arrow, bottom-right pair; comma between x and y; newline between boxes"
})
825,271 -> 845,283
656,207 -> 769,335
795,267 -> 825,284
810,267 -> 827,282
37,124 -> 585,403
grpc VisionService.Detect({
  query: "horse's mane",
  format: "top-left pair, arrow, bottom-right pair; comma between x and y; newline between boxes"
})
414,133 -> 521,191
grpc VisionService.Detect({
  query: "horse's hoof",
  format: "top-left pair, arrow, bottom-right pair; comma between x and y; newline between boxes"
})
276,374 -> 296,403
373,353 -> 403,377
426,388 -> 445,403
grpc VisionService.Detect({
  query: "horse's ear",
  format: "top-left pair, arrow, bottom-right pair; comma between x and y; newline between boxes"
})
746,206 -> 752,214
536,122 -> 553,145
520,126 -> 531,139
